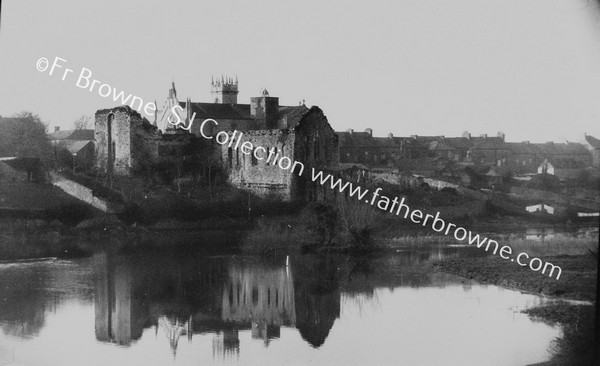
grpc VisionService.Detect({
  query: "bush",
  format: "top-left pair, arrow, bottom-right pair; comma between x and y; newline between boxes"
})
526,174 -> 561,192
336,197 -> 379,249
440,187 -> 458,195
242,217 -> 296,254
117,202 -> 159,225
299,202 -> 338,246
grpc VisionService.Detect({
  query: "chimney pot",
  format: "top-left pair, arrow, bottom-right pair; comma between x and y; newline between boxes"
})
365,128 -> 373,137
462,131 -> 471,139
388,133 -> 393,138
347,128 -> 354,134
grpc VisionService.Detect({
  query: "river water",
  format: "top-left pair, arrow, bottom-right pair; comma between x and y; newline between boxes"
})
0,246 -> 561,366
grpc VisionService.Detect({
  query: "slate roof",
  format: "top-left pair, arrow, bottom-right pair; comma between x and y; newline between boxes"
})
336,132 -> 427,150
585,135 -> 600,149
469,137 -> 508,150
48,129 -> 94,141
59,140 -> 94,155
336,131 -> 373,147
505,142 -> 542,155
546,158 -> 587,169
277,105 -> 310,127
429,140 -> 457,151
443,137 -> 472,150
178,102 -> 309,128
179,102 -> 254,120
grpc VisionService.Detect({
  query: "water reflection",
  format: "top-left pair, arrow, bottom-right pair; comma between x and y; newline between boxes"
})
0,246 -> 562,366
91,253 -> 348,353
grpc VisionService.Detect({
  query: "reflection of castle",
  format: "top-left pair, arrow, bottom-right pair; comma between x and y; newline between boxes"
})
212,330 -> 240,360
94,252 -> 145,345
158,316 -> 192,355
221,262 -> 295,346
92,253 -> 343,355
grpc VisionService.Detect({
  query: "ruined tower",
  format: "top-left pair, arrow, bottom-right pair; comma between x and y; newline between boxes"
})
250,89 -> 279,129
211,76 -> 239,104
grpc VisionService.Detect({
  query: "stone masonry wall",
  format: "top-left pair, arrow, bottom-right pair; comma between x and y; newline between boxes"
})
95,106 -> 158,175
221,129 -> 297,200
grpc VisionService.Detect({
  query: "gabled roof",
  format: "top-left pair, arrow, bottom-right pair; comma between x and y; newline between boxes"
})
536,142 -> 589,156
443,137 -> 472,150
180,102 -> 254,120
278,105 -> 310,128
470,137 -> 508,150
58,140 -> 94,154
336,132 -> 414,149
392,137 -> 427,149
505,142 -> 542,155
545,158 -> 587,169
429,140 -> 457,151
48,129 -> 94,141
585,135 -> 600,149
336,131 -> 377,147
178,102 -> 308,127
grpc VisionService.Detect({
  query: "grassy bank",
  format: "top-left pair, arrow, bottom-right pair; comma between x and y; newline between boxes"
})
432,237 -> 598,365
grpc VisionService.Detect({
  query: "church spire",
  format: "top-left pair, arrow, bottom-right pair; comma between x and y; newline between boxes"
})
153,100 -> 158,126
169,81 -> 177,100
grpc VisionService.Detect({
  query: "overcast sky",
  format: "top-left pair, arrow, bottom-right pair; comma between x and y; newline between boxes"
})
1,0 -> 599,143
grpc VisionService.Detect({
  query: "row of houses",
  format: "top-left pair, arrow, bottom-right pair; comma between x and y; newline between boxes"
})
337,128 -> 600,180
34,77 -> 600,201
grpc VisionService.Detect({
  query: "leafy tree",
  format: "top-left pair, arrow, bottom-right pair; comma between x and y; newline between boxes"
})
73,115 -> 92,130
0,111 -> 53,163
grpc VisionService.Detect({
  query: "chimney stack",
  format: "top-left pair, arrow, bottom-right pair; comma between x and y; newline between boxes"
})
462,131 -> 471,139
365,128 -> 373,137
388,133 -> 393,138
479,134 -> 488,138
347,128 -> 354,134
497,131 -> 505,141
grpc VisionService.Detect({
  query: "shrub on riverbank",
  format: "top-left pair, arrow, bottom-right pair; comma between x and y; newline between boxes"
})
524,304 -> 596,365
242,216 -> 299,255
503,235 -> 598,257
336,197 -> 380,250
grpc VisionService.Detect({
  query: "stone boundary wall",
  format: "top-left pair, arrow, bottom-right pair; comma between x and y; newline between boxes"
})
509,186 -> 600,211
422,178 -> 459,190
50,172 -> 115,213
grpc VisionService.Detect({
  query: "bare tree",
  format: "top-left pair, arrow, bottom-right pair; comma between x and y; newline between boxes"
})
73,115 -> 92,130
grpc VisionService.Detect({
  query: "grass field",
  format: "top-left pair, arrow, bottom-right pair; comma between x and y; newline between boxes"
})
0,182 -> 82,210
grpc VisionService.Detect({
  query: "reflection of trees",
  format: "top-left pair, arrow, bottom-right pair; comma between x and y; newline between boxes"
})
91,247 -> 474,354
292,255 -> 341,348
0,275 -> 47,338
0,262 -> 59,338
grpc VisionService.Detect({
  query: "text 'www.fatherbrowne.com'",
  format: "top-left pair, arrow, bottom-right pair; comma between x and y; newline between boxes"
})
39,55 -> 561,281
309,169 -> 563,280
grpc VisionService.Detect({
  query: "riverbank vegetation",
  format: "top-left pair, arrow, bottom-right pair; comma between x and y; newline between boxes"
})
432,236 -> 598,365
